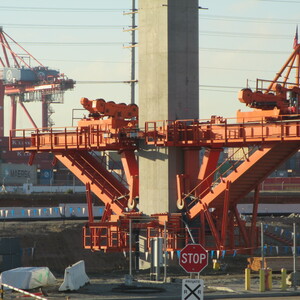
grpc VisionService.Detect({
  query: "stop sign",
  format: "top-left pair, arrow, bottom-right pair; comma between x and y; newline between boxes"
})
179,244 -> 208,273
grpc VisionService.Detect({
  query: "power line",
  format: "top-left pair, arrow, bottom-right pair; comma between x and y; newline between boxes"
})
200,89 -> 237,94
200,84 -> 243,89
16,42 -> 125,46
2,22 -> 295,40
0,6 -> 126,12
200,48 -> 289,55
259,0 -> 300,3
75,81 -> 245,90
77,81 -> 133,84
10,41 -> 291,55
200,66 -> 275,73
41,58 -> 131,64
2,23 -> 126,29
201,14 -> 300,24
200,30 -> 291,40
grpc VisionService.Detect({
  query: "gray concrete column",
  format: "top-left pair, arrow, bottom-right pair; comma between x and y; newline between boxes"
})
138,0 -> 199,215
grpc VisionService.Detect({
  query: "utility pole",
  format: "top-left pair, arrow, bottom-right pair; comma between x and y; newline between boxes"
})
130,0 -> 136,104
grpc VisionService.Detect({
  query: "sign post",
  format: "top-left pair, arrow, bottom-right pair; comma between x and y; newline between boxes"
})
180,244 -> 208,300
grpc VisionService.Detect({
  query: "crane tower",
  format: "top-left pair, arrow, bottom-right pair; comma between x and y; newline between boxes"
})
0,27 -> 75,137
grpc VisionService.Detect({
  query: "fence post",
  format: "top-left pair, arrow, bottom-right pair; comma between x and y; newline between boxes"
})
259,269 -> 265,292
245,268 -> 251,290
268,268 -> 272,290
281,268 -> 287,291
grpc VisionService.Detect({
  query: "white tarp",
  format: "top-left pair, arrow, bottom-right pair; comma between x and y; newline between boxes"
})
0,267 -> 56,290
59,260 -> 90,291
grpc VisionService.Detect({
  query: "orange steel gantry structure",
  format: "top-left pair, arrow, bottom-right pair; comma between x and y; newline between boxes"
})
0,28 -> 74,137
9,43 -> 300,254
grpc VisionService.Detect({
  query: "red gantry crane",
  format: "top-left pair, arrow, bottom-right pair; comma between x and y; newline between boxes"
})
0,27 -> 75,137
9,39 -> 300,254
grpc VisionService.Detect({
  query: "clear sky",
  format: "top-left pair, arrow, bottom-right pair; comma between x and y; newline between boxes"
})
0,0 -> 299,133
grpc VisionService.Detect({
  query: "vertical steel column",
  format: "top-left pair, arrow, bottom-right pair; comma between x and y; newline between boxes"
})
121,150 -> 139,209
229,213 -> 235,249
233,205 -> 250,247
0,82 -> 4,137
85,182 -> 94,223
10,96 -> 17,137
293,222 -> 297,290
197,148 -> 222,196
42,94 -> 48,129
202,203 -> 221,249
221,181 -> 231,247
250,187 -> 260,251
200,210 -> 205,246
184,149 -> 200,189
261,222 -> 264,269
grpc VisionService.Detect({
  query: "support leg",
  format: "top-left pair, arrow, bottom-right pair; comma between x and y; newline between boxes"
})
203,203 -> 221,249
121,150 -> 139,209
221,181 -> 231,247
250,186 -> 260,251
233,205 -> 250,247
85,182 -> 94,223
200,210 -> 205,246
197,148 -> 222,197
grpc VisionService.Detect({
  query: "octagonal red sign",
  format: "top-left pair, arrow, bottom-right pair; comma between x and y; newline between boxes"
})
179,243 -> 208,273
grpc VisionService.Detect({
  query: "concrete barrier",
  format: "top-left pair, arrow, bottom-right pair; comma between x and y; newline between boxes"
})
59,260 -> 89,291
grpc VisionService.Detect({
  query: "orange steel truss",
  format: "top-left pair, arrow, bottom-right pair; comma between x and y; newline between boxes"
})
10,115 -> 300,253
9,44 -> 300,254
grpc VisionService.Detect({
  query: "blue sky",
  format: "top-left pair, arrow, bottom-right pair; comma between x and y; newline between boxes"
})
1,0 -> 299,133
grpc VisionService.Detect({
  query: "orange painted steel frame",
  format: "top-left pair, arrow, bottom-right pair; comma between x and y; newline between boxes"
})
9,44 -> 300,254
9,115 -> 300,252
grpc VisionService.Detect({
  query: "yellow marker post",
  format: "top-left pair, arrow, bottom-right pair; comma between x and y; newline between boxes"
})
245,268 -> 251,290
259,269 -> 265,292
213,259 -> 220,271
281,268 -> 287,291
268,268 -> 272,290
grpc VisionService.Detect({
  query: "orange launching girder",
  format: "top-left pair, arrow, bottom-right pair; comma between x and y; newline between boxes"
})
10,42 -> 300,253
10,115 -> 300,252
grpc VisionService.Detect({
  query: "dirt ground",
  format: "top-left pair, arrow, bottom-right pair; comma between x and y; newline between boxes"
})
0,220 -> 128,275
1,215 -> 299,276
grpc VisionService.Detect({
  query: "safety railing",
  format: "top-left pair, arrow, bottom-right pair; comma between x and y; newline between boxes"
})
10,124 -> 139,152
83,222 -> 129,251
83,220 -> 247,252
144,115 -> 300,146
0,283 -> 47,299
178,146 -> 257,211
90,151 -> 128,188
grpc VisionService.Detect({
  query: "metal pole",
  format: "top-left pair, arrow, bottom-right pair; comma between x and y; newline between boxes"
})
156,238 -> 160,281
261,222 -> 264,270
130,0 -> 136,104
293,222 -> 297,290
129,219 -> 132,276
164,221 -> 167,282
